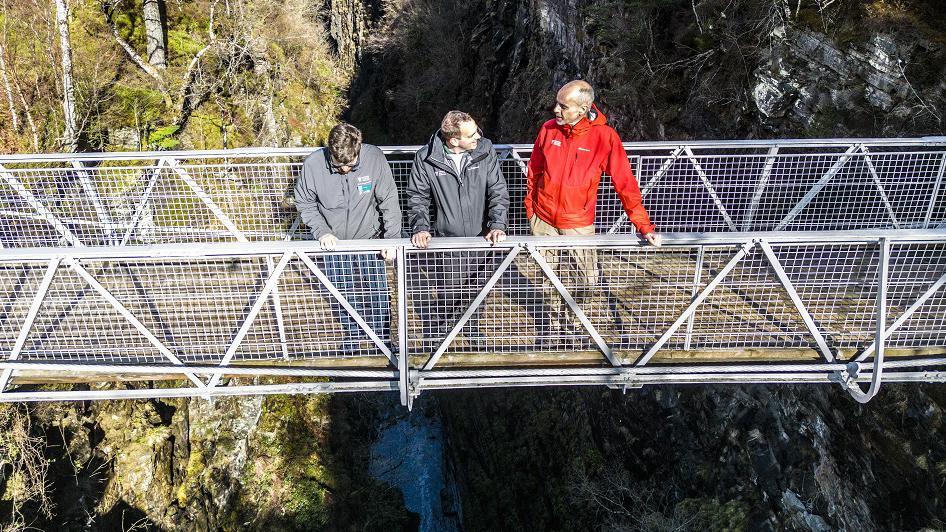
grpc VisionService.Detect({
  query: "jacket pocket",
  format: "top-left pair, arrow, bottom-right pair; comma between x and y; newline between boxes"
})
561,183 -> 593,217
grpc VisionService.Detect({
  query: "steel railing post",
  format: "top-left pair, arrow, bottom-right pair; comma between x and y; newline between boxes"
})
396,246 -> 410,408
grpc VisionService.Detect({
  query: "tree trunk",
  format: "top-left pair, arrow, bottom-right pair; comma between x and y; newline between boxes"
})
142,0 -> 167,69
0,44 -> 19,133
54,0 -> 78,152
15,83 -> 40,151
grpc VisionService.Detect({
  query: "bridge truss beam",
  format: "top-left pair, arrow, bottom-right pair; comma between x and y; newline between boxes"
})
0,230 -> 941,406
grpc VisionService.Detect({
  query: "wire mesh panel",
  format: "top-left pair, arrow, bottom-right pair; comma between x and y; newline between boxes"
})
682,247 -> 815,349
2,141 -> 945,247
765,243 -> 881,349
22,261 -> 170,364
0,263 -> 51,352
0,232 -> 943,400
403,248 -> 524,354
266,251 -> 397,359
885,242 -> 946,347
0,251 -> 396,367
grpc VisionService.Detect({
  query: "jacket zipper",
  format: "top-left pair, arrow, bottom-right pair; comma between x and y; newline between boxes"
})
343,174 -> 350,239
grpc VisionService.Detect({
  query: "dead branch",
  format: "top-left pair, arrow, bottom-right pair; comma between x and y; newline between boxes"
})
173,0 -> 217,130
101,0 -> 168,94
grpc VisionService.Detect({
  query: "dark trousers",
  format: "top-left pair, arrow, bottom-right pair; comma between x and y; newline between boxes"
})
410,251 -> 551,346
321,253 -> 390,343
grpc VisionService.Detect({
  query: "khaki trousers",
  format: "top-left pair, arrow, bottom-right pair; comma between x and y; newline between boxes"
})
529,215 -> 598,330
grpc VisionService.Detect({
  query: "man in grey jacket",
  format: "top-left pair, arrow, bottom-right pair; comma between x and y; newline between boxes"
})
295,123 -> 401,352
407,111 -> 548,348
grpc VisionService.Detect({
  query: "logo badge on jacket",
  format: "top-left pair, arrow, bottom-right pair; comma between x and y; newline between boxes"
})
551,140 -> 562,147
356,175 -> 372,194
435,170 -> 447,176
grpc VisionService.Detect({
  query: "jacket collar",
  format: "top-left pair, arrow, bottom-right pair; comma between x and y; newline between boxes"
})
424,130 -> 490,173
558,104 -> 607,138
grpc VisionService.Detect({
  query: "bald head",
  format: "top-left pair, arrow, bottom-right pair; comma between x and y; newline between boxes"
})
553,80 -> 596,126
559,80 -> 595,107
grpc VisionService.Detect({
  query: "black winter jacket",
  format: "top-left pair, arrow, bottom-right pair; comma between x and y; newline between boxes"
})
406,132 -> 509,237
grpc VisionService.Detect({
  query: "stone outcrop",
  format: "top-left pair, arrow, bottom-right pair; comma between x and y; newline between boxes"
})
20,394 -> 409,531
438,384 -> 946,530
347,0 -> 945,142
753,26 -> 943,133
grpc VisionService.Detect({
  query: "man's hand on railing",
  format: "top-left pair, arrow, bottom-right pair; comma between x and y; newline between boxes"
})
380,247 -> 397,262
319,234 -> 339,250
411,231 -> 432,249
485,229 -> 507,245
643,232 -> 662,247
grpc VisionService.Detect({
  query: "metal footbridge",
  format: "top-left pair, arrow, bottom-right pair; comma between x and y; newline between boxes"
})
0,137 -> 944,407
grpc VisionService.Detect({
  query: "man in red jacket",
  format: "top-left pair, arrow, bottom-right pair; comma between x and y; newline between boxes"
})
526,80 -> 661,337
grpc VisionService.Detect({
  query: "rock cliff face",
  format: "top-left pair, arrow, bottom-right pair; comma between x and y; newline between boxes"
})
753,26 -> 945,135
437,384 -> 946,530
323,0 -> 384,71
346,0 -> 945,142
16,394 -> 410,531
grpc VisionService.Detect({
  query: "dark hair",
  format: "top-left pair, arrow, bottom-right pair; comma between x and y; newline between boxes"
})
327,123 -> 362,165
440,110 -> 474,140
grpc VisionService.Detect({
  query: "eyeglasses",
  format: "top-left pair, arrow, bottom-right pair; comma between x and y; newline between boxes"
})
454,127 -> 483,141
330,159 -> 357,172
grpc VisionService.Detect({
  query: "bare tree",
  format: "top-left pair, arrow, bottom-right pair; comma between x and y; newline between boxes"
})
12,72 -> 41,150
0,405 -> 53,526
54,0 -> 78,151
142,0 -> 167,69
0,44 -> 18,132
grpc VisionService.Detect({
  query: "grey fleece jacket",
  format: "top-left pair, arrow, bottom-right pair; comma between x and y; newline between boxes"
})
295,144 -> 401,240
406,132 -> 509,238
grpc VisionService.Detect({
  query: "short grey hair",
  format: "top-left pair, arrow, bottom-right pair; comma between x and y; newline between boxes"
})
572,84 -> 595,107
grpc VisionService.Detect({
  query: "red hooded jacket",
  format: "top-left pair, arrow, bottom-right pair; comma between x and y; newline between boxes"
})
525,105 -> 655,234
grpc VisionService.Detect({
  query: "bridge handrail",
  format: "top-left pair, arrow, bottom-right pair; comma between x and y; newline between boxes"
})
1,136 -> 945,163
0,229 -> 942,261
2,137 -> 945,248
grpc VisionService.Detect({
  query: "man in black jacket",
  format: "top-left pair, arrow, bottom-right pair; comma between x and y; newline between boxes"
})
407,110 -> 508,248
407,111 -> 548,349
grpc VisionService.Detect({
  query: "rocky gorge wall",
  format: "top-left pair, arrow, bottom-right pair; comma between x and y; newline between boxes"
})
347,0 -> 945,142
0,395 -> 412,531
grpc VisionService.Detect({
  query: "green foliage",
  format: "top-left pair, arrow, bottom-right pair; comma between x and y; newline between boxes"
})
167,27 -> 206,58
112,84 -> 166,122
149,124 -> 182,149
1,0 -> 349,152
241,394 -> 332,530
